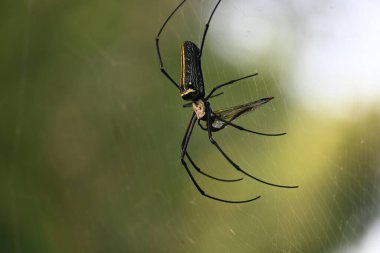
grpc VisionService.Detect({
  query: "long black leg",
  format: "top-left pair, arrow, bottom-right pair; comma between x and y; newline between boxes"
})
180,113 -> 261,203
181,113 -> 196,153
205,102 -> 298,189
181,114 -> 240,181
185,152 -> 243,182
214,115 -> 286,137
156,0 -> 187,90
199,0 -> 222,58
205,73 -> 258,100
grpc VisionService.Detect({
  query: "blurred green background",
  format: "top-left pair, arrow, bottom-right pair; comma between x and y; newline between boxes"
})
1,0 -> 379,252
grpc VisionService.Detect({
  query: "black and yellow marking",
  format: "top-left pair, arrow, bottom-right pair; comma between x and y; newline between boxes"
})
179,41 -> 205,101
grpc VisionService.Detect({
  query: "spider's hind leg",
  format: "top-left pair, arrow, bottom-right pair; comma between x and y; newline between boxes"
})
205,73 -> 258,100
156,0 -> 187,90
199,0 -> 222,58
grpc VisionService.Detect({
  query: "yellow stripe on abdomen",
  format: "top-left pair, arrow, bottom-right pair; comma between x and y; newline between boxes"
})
180,45 -> 185,86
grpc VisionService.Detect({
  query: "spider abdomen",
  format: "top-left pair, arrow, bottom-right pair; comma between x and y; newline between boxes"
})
180,41 -> 205,101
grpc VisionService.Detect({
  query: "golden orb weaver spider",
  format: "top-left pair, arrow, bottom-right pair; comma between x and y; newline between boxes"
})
155,0 -> 298,203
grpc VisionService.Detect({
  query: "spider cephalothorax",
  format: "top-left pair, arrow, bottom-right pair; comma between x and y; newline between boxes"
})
192,99 -> 205,119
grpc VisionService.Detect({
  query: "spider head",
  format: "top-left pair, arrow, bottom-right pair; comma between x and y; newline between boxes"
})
192,99 -> 206,119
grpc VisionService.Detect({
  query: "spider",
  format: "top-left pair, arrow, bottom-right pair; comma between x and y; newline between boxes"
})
155,0 -> 298,203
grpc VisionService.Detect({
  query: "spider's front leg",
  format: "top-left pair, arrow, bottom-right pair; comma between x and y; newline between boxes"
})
180,113 -> 260,203
204,102 -> 298,189
181,114 -> 238,182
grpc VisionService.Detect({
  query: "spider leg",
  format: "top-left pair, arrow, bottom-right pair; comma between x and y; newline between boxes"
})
182,116 -> 239,183
180,113 -> 261,203
199,0 -> 222,58
205,73 -> 258,100
185,152 -> 243,182
156,0 -> 187,90
205,102 -> 298,189
214,115 -> 286,137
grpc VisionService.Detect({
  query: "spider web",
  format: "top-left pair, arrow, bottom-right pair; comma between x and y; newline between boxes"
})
155,0 -> 380,252
2,0 -> 379,252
